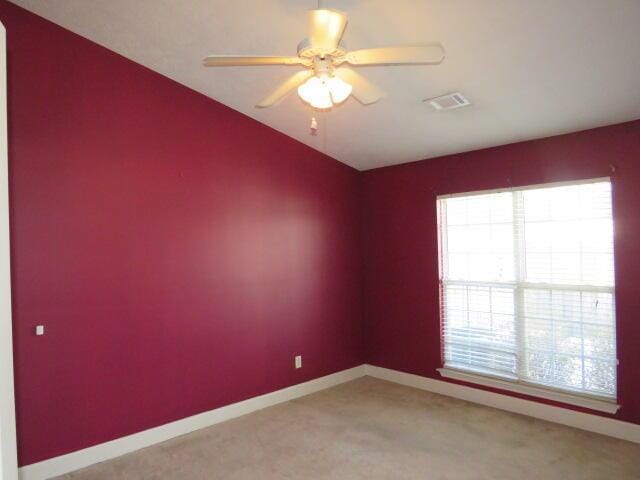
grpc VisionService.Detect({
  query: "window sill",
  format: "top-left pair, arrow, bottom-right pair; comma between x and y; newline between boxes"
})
437,367 -> 620,414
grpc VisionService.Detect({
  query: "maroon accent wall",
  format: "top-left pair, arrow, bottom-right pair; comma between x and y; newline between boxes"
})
362,119 -> 640,425
1,1 -> 363,466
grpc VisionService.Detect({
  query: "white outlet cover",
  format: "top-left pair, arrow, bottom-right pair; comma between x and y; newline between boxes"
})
35,325 -> 44,336
295,355 -> 302,369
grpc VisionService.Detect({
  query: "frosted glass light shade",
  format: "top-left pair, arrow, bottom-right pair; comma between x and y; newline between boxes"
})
327,76 -> 352,104
297,74 -> 352,109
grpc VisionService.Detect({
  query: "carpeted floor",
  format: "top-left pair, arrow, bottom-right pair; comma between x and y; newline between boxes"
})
55,376 -> 640,479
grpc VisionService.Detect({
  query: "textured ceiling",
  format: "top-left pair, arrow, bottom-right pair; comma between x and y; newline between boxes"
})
9,0 -> 640,170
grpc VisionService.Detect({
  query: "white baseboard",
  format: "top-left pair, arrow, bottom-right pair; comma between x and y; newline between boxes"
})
18,363 -> 640,479
19,365 -> 366,480
364,364 -> 640,444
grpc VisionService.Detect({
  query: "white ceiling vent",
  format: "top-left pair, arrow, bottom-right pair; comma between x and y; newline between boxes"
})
426,92 -> 471,111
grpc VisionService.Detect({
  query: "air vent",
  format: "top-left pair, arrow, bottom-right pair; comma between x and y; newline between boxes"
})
426,92 -> 471,111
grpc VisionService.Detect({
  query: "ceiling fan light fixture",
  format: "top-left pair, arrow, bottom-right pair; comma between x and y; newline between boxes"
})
298,76 -> 333,109
327,76 -> 352,104
297,75 -> 352,109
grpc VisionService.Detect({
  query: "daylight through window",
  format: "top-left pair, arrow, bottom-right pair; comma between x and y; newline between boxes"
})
438,179 -> 617,401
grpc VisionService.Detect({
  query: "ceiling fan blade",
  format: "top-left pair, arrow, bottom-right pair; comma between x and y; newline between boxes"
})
256,70 -> 314,108
335,67 -> 385,105
345,44 -> 445,66
203,55 -> 303,66
309,9 -> 348,52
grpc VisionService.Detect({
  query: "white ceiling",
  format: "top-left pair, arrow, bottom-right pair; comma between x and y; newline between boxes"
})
10,0 -> 640,171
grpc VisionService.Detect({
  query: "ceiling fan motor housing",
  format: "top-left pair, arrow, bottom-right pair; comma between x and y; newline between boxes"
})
312,56 -> 334,77
297,38 -> 346,61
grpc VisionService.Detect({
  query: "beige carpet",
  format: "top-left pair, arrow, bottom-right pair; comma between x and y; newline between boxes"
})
55,377 -> 640,479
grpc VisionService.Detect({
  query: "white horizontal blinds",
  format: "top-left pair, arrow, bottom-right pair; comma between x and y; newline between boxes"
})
440,192 -> 518,378
441,192 -> 515,283
439,180 -> 617,401
520,182 -> 615,286
520,289 -> 616,397
442,284 -> 517,377
518,182 -> 616,398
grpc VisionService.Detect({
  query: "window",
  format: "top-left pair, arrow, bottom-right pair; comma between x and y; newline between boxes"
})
437,179 -> 617,412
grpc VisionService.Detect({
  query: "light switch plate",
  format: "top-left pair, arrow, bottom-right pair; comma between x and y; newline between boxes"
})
35,325 -> 44,336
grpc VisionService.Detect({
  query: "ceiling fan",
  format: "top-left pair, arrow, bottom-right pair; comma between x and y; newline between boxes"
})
202,5 -> 445,110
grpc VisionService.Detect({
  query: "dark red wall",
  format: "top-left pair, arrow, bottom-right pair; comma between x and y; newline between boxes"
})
4,0 -> 640,469
1,1 -> 363,466
362,119 -> 640,425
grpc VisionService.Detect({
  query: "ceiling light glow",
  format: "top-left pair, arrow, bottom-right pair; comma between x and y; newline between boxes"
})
298,75 -> 352,109
327,76 -> 352,104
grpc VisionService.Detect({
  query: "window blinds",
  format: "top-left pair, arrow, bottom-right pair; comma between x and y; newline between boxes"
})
438,179 -> 616,400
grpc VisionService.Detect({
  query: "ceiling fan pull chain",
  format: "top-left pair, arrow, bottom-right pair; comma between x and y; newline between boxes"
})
322,109 -> 328,152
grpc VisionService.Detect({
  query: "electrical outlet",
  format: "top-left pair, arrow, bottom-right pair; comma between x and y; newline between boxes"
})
295,355 -> 302,369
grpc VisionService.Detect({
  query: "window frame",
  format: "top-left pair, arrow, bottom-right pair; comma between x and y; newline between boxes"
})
436,177 -> 619,414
